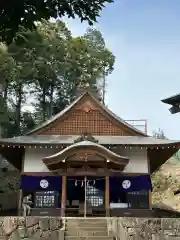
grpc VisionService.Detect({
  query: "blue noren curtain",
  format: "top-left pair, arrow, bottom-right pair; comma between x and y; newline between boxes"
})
20,175 -> 62,191
109,175 -> 152,193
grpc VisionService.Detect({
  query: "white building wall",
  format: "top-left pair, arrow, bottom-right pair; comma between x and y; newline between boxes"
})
122,148 -> 148,173
23,147 -> 149,173
23,148 -> 57,172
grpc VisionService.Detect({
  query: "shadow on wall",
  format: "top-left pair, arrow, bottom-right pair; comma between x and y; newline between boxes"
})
0,192 -> 18,215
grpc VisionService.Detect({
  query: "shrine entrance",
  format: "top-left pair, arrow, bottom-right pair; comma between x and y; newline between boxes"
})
42,134 -> 130,216
66,176 -> 105,217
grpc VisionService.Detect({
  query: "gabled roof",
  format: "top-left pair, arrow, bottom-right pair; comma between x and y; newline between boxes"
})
27,91 -> 147,136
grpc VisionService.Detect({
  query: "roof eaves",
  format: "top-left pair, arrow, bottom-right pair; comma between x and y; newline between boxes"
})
1,136 -> 180,146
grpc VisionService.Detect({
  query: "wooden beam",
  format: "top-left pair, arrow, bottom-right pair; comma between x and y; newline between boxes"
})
22,171 -> 149,176
61,176 -> 67,216
105,176 -> 110,216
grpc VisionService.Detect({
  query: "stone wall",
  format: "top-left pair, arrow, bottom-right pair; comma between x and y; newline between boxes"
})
108,218 -> 180,239
0,217 -> 65,240
1,217 -> 180,240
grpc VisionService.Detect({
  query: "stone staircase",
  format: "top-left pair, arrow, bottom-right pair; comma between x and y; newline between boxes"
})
65,218 -> 113,240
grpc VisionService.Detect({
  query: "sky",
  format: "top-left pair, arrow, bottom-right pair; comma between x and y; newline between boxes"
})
61,0 -> 180,140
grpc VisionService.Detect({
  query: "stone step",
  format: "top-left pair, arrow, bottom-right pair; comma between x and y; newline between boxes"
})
66,221 -> 107,226
66,222 -> 107,227
65,230 -> 108,237
65,218 -> 109,240
66,227 -> 107,233
66,218 -> 107,221
66,227 -> 107,232
66,220 -> 107,225
66,217 -> 107,220
65,217 -> 107,219
65,236 -> 113,240
66,224 -> 107,227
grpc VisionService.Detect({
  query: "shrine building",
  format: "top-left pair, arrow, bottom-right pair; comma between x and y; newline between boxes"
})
162,93 -> 180,114
0,87 -> 180,217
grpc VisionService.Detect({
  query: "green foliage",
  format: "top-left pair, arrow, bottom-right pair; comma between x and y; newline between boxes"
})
0,0 -> 113,44
0,169 -> 20,193
0,19 -> 115,137
151,159 -> 180,212
173,151 -> 180,161
153,128 -> 167,139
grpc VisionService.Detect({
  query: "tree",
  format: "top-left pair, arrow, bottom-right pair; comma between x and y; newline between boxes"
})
0,42 -> 17,137
153,128 -> 168,140
84,28 -> 115,100
0,0 -> 113,44
0,20 -> 115,136
27,20 -> 115,119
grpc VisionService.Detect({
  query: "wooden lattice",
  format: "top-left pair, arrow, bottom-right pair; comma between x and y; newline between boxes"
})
39,110 -> 131,136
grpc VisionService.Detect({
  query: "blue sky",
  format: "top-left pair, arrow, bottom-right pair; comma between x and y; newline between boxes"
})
62,0 -> 180,139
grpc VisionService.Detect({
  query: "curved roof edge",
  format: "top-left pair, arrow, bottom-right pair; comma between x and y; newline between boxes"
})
43,140 -> 129,165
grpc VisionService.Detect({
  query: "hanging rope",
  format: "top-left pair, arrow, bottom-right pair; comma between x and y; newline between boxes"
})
68,177 -> 106,181
68,177 -> 105,187
73,179 -> 96,187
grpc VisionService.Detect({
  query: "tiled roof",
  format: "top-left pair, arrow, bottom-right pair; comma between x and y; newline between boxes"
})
0,135 -> 180,146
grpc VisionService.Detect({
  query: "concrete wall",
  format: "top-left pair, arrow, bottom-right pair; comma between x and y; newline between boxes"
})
23,147 -> 148,173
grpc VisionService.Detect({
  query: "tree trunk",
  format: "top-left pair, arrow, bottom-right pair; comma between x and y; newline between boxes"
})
0,79 -> 9,137
49,84 -> 54,118
3,79 -> 8,106
15,84 -> 22,135
42,87 -> 46,122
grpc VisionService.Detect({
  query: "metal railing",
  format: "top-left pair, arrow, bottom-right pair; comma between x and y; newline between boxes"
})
125,119 -> 148,134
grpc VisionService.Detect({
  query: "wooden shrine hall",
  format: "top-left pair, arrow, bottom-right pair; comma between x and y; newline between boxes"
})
0,86 -> 180,217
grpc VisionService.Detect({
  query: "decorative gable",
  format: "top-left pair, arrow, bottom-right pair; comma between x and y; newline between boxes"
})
32,94 -> 144,136
77,100 -> 95,112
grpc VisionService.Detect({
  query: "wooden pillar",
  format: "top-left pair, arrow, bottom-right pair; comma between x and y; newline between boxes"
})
61,176 -> 67,216
18,189 -> 23,216
105,176 -> 110,216
149,190 -> 152,210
